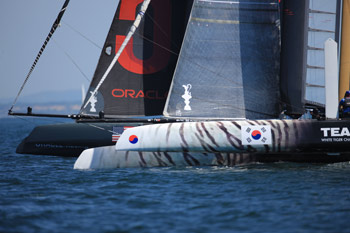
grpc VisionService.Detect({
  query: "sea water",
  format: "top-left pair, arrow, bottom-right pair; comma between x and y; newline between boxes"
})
1,117 -> 350,233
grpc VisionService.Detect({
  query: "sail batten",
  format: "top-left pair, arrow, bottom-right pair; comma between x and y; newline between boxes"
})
192,17 -> 277,25
309,10 -> 336,15
308,28 -> 335,34
306,84 -> 325,88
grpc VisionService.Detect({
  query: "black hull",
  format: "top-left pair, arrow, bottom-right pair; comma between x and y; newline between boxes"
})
16,122 -> 145,157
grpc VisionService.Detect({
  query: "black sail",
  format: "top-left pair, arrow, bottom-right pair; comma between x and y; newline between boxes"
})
164,0 -> 281,119
80,0 -> 190,117
280,0 -> 309,115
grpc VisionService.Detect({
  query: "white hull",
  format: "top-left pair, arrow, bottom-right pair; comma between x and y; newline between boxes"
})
74,118 -> 350,169
73,146 -> 256,169
115,120 -> 305,153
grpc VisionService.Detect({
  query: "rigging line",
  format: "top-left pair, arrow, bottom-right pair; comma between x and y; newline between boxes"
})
52,39 -> 91,83
83,0 -> 151,110
62,21 -> 102,50
143,11 -> 182,52
13,115 -> 45,126
13,115 -> 71,126
134,31 -> 179,56
86,123 -> 114,133
9,0 -> 70,113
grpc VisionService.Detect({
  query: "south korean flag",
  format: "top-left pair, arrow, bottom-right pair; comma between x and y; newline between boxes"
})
241,125 -> 272,145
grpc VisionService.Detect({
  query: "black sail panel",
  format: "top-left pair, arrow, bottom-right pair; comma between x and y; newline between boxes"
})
279,0 -> 309,115
164,0 -> 281,119
80,0 -> 190,117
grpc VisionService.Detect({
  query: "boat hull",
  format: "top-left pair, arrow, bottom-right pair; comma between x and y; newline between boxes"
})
73,118 -> 350,169
16,122 -> 145,157
74,145 -> 350,169
18,119 -> 350,168
116,119 -> 350,154
74,147 -> 242,169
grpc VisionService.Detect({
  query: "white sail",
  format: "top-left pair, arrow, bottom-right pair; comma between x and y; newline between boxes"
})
305,0 -> 339,106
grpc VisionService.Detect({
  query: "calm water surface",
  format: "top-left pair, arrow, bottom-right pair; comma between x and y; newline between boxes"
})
1,118 -> 350,233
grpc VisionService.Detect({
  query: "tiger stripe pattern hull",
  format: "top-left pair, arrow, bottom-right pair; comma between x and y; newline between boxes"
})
115,120 -> 311,153
73,146 -> 258,169
74,119 -> 350,169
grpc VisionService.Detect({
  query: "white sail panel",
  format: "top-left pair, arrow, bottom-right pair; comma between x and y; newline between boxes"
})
309,13 -> 336,32
309,0 -> 337,13
307,50 -> 325,68
306,69 -> 324,87
308,31 -> 334,49
305,87 -> 326,105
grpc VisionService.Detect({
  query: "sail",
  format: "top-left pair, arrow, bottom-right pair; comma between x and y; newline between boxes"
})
80,0 -> 191,117
280,0 -> 341,113
164,0 -> 281,119
279,0 -> 309,115
305,0 -> 341,106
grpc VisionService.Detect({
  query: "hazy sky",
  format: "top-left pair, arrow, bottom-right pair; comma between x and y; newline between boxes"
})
0,0 -> 119,102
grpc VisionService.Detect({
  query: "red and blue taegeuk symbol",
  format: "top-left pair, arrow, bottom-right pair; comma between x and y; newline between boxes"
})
129,135 -> 138,144
251,130 -> 261,140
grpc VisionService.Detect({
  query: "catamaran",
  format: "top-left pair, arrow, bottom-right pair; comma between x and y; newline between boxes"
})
9,0 -> 350,169
75,0 -> 350,169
